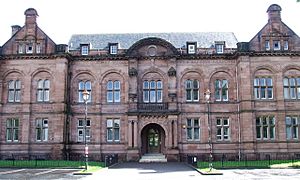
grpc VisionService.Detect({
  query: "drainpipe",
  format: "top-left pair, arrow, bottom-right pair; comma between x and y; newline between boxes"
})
236,63 -> 241,161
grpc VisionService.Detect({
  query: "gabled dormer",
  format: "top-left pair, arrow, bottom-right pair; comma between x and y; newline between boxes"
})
249,4 -> 300,52
1,8 -> 57,55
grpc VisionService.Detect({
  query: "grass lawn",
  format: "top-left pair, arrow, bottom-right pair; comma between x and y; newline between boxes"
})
197,159 -> 300,169
0,160 -> 104,169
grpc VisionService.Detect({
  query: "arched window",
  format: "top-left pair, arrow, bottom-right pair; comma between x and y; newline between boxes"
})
143,80 -> 162,103
78,81 -> 91,102
37,79 -> 50,102
107,80 -> 121,103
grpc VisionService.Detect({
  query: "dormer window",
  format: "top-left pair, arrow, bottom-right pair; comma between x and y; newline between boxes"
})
215,41 -> 225,54
109,43 -> 118,55
26,43 -> 33,54
187,42 -> 197,54
273,41 -> 280,51
284,40 -> 289,51
265,41 -> 270,51
80,44 -> 89,55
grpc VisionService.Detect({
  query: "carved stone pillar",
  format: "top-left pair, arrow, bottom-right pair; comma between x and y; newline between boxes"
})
128,120 -> 133,148
173,120 -> 178,148
133,120 -> 138,148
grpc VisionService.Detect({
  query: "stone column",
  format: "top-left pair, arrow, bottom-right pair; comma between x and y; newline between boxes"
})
133,120 -> 138,148
173,120 -> 178,148
128,120 -> 133,148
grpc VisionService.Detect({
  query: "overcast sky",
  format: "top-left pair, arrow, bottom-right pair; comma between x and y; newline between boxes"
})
0,0 -> 299,45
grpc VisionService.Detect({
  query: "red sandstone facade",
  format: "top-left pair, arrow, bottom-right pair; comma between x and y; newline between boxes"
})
0,4 -> 299,162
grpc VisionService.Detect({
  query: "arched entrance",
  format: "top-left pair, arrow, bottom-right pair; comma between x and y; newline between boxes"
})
141,123 -> 165,155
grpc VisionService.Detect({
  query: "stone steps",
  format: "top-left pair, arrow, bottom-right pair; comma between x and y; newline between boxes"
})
139,153 -> 167,163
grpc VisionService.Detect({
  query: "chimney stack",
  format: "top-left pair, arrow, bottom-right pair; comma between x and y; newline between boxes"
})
267,4 -> 282,23
24,8 -> 38,25
11,25 -> 21,36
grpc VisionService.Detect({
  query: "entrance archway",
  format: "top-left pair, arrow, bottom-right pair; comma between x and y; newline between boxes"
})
141,123 -> 165,155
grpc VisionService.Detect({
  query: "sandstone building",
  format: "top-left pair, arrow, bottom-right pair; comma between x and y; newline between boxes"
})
0,4 -> 299,162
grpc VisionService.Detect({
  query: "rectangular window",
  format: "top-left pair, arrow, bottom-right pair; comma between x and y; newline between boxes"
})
186,42 -> 197,54
18,44 -> 24,54
36,118 -> 48,141
36,44 -> 41,54
107,81 -> 121,103
256,116 -> 275,140
186,80 -> 199,102
143,80 -> 163,103
273,41 -> 281,51
186,118 -> 200,141
6,118 -> 19,142
107,119 -> 120,142
215,44 -> 224,54
265,40 -> 270,51
215,79 -> 228,101
286,116 -> 299,139
284,41 -> 289,50
283,77 -> 300,99
254,77 -> 273,100
81,45 -> 89,55
8,80 -> 21,102
216,117 -> 230,141
77,119 -> 91,142
37,79 -> 50,102
109,44 -> 118,55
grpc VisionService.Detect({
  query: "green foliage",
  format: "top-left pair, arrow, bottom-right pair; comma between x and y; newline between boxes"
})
0,160 -> 104,168
197,159 -> 300,169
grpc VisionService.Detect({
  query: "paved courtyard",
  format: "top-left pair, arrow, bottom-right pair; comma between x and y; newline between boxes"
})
84,162 -> 300,180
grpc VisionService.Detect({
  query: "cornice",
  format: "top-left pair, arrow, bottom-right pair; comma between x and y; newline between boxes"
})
0,53 -> 73,60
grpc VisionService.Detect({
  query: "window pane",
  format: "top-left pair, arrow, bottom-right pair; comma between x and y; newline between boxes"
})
15,80 -> 21,89
254,78 -> 259,86
222,88 -> 228,101
107,129 -> 113,141
266,78 -> 272,86
193,80 -> 199,89
114,128 -> 120,141
260,78 -> 266,86
270,127 -> 275,139
13,129 -> 19,141
107,92 -> 113,102
186,80 -> 192,89
38,90 -> 43,101
107,81 -> 113,90
85,81 -> 91,90
215,89 -> 221,100
114,120 -> 120,127
38,80 -> 43,88
290,87 -> 296,99
283,78 -> 289,86
36,128 -> 41,140
79,81 -> 85,90
298,88 -> 300,99
143,81 -> 149,89
44,80 -> 50,88
187,119 -> 192,127
254,87 -> 259,99
261,87 -> 266,98
114,81 -> 120,90
8,90 -> 15,102
150,90 -> 156,102
194,128 -> 199,140
150,81 -> 156,89
193,90 -> 199,101
114,91 -> 120,102
256,127 -> 261,139
186,89 -> 192,101
222,80 -> 228,88
267,88 -> 273,99
44,90 -> 50,101
289,78 -> 296,86
7,129 -> 12,141
297,78 -> 300,86
187,128 -> 192,140
194,119 -> 199,126
107,120 -> 113,127
143,90 -> 149,102
8,80 -> 15,89
15,90 -> 21,102
263,126 -> 268,138
223,119 -> 229,125
157,90 -> 162,102
286,126 -> 292,139
157,81 -> 162,89
216,119 -> 221,125
284,88 -> 289,99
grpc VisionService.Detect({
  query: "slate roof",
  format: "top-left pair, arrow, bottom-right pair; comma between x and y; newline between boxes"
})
68,32 -> 238,50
